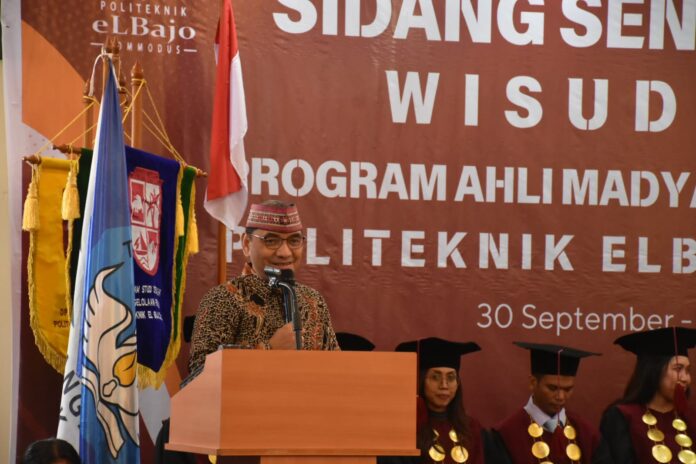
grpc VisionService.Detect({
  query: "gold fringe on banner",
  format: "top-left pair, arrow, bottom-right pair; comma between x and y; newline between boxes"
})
137,365 -> 162,389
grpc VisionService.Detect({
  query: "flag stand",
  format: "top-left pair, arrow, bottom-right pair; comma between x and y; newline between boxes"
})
218,223 -> 227,283
22,39 -> 207,178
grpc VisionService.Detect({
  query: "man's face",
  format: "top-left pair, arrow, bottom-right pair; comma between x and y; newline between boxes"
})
422,367 -> 459,413
530,374 -> 575,416
657,355 -> 691,402
242,229 -> 304,278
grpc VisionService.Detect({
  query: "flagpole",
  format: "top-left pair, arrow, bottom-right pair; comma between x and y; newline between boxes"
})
101,38 -> 114,95
83,80 -> 95,149
218,222 -> 226,283
218,0 -> 227,284
130,62 -> 144,148
217,0 -> 228,286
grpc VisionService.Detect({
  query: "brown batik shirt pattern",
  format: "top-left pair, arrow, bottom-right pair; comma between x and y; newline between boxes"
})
188,267 -> 339,372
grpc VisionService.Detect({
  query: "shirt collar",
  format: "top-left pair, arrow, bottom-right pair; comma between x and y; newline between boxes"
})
524,395 -> 567,430
242,262 -> 257,276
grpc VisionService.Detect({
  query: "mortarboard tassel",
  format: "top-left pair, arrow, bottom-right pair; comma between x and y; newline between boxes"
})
674,383 -> 688,417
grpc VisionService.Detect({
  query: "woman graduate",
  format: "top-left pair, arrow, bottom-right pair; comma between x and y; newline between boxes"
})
600,327 -> 696,464
380,337 -> 484,464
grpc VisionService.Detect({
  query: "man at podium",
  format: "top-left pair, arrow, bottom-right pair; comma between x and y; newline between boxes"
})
188,200 -> 339,372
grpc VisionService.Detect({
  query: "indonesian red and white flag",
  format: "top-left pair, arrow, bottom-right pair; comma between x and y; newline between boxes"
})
204,0 -> 248,230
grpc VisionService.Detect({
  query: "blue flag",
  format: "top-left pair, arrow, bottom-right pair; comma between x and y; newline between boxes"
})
75,59 -> 139,463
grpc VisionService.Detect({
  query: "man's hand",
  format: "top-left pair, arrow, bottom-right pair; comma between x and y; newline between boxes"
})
268,322 -> 299,350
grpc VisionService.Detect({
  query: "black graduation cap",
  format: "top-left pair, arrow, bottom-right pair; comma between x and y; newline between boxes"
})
336,332 -> 375,351
514,342 -> 600,376
395,337 -> 480,371
183,315 -> 196,343
614,327 -> 696,357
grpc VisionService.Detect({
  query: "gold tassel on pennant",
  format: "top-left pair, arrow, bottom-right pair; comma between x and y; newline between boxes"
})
175,198 -> 185,237
188,186 -> 199,255
175,166 -> 185,237
23,164 -> 41,231
61,160 -> 81,221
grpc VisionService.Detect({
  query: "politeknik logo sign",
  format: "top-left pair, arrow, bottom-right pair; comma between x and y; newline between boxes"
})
92,1 -> 198,55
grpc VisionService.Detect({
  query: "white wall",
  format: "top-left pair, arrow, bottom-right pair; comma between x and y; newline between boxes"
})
1,2 -> 22,460
0,56 -> 17,463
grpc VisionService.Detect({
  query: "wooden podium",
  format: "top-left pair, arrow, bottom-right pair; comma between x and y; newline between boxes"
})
167,349 -> 419,463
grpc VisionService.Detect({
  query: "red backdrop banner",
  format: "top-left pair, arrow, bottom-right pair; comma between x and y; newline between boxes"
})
17,0 -> 696,456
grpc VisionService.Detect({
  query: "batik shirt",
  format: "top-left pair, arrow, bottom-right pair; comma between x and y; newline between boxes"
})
188,264 -> 339,372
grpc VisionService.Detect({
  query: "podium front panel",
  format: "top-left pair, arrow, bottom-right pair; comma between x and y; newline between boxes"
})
169,350 -> 417,456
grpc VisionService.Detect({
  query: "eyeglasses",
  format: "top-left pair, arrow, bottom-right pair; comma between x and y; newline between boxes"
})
250,233 -> 306,250
425,372 -> 459,385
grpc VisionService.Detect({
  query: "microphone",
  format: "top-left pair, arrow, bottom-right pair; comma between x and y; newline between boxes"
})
263,266 -> 295,284
264,266 -> 302,349
279,268 -> 295,284
264,266 -> 281,279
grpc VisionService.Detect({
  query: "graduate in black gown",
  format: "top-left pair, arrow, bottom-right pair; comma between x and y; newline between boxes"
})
600,327 -> 696,464
487,342 -> 610,464
380,337 -> 485,464
335,332 -> 375,351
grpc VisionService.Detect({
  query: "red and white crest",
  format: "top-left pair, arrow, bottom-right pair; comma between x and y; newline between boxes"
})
129,167 -> 163,276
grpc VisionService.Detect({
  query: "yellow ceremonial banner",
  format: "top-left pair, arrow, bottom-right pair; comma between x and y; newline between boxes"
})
27,157 -> 71,373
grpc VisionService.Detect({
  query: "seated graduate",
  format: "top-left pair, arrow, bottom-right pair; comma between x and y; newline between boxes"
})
380,337 -> 484,464
488,342 -> 608,464
600,327 -> 696,464
335,332 -> 375,351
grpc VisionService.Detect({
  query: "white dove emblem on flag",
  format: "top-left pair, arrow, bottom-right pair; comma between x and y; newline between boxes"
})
82,264 -> 139,458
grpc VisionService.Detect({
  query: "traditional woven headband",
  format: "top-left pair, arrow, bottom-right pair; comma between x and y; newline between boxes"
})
245,203 -> 303,233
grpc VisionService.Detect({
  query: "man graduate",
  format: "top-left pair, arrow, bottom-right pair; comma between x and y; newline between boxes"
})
489,342 -> 610,464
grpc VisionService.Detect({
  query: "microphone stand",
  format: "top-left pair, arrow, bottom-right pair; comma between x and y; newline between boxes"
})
276,281 -> 301,350
265,267 -> 302,350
